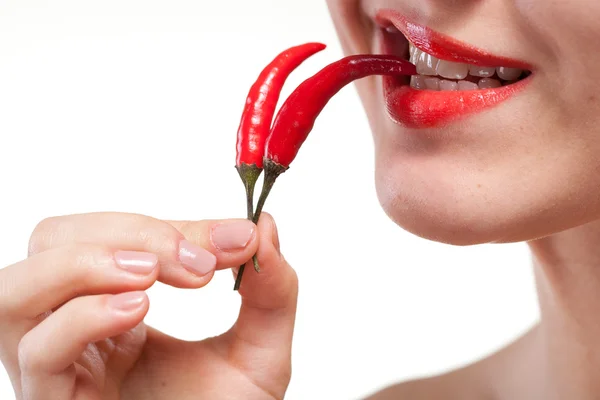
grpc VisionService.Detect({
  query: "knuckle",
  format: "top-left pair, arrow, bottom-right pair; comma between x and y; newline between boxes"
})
135,220 -> 182,256
280,365 -> 292,387
0,269 -> 13,319
17,335 -> 40,373
177,220 -> 206,243
63,244 -> 114,283
28,216 -> 63,256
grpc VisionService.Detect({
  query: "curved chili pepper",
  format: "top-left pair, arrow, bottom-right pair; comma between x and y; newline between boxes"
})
265,55 -> 416,167
234,42 -> 326,291
236,42 -> 327,170
252,55 -> 416,224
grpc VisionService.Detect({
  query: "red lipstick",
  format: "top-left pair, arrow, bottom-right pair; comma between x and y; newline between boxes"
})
376,9 -> 533,129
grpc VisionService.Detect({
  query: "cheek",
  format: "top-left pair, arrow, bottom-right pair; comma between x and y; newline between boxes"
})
326,0 -> 372,56
515,0 -> 600,118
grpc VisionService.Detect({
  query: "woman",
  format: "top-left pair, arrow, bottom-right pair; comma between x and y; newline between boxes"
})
2,0 -> 599,399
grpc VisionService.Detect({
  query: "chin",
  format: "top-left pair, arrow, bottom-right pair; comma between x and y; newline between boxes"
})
376,191 -> 507,246
374,162 -> 501,246
373,151 -> 600,247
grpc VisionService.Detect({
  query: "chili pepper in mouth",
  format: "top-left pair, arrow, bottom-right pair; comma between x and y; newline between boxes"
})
250,55 -> 417,229
234,43 -> 326,291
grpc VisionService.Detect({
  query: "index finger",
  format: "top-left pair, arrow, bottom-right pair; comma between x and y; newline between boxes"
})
29,213 -> 259,289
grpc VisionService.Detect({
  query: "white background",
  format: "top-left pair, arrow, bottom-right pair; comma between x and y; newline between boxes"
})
0,1 -> 539,399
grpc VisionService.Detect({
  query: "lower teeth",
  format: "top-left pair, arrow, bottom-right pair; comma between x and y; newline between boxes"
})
410,75 -> 502,91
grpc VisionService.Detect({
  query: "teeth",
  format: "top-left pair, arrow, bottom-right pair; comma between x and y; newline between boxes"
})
469,65 -> 495,77
436,59 -> 469,80
439,80 -> 458,91
416,51 -> 439,76
409,46 -> 420,65
457,81 -> 479,91
408,43 -> 416,61
411,77 -> 504,91
406,41 -> 527,91
478,78 -> 502,89
496,67 -> 522,80
424,77 -> 440,91
410,75 -> 427,89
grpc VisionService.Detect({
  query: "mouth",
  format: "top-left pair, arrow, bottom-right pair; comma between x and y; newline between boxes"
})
374,9 -> 534,128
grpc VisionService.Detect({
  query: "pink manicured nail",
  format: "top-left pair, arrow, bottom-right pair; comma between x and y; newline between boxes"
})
114,251 -> 158,275
179,240 -> 217,276
211,220 -> 255,251
109,291 -> 146,311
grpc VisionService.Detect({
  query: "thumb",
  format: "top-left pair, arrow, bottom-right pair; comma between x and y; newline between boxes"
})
229,212 -> 298,365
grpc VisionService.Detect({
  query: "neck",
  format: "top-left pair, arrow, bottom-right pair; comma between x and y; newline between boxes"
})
528,220 -> 600,399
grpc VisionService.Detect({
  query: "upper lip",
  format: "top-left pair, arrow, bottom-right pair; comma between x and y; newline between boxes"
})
375,9 -> 533,70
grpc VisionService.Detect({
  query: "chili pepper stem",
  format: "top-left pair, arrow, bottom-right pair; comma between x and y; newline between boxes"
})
235,256 -> 259,291
237,164 -> 262,220
252,158 -> 288,225
234,164 -> 263,291
235,160 -> 287,290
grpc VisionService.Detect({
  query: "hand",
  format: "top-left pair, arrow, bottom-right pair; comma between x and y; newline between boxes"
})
0,212 -> 297,400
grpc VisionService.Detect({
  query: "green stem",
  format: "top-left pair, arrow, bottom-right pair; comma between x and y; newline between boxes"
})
234,164 -> 262,291
234,182 -> 254,291
245,182 -> 255,220
234,160 -> 287,291
252,166 -> 280,225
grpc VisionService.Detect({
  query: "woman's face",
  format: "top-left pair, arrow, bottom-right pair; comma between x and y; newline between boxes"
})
327,0 -> 600,245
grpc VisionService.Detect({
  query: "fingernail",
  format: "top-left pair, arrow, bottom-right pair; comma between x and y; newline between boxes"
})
114,251 -> 158,275
179,240 -> 217,276
109,291 -> 146,311
211,220 -> 255,251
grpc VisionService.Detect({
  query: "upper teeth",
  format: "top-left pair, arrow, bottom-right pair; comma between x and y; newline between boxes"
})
409,42 -> 523,91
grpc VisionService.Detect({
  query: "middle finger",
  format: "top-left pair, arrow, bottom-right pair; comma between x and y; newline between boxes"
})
0,245 -> 157,320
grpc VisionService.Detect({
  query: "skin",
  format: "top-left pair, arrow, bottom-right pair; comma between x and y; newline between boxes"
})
325,0 -> 600,399
0,213 -> 297,400
3,2 -> 600,399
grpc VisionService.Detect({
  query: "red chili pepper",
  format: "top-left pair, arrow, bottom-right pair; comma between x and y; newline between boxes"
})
251,55 -> 416,226
236,42 -> 327,170
234,42 -> 326,291
265,55 -> 416,167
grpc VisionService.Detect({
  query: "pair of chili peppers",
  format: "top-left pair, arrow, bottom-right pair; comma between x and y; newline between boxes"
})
234,43 -> 416,290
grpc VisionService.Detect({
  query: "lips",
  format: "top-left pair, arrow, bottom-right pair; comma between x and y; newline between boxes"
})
375,9 -> 534,129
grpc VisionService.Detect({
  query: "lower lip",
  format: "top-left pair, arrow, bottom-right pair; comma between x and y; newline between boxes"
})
384,79 -> 529,128
379,34 -> 531,129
